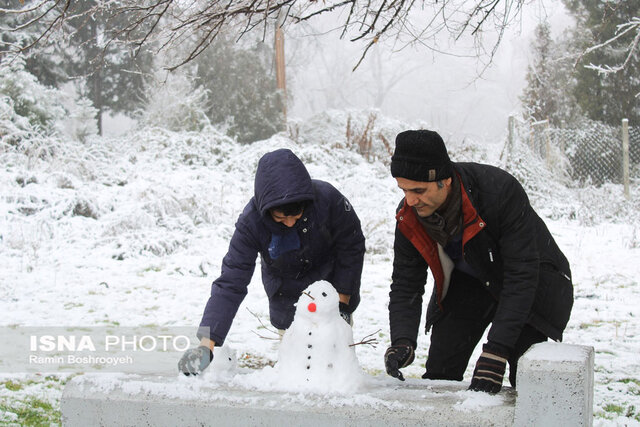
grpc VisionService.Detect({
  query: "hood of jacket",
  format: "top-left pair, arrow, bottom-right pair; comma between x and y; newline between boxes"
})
254,149 -> 315,216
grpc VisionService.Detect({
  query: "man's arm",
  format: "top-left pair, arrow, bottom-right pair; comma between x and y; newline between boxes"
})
486,176 -> 540,351
469,176 -> 539,392
388,224 -> 428,347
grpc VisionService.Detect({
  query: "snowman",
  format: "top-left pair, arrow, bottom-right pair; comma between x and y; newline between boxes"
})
275,280 -> 365,393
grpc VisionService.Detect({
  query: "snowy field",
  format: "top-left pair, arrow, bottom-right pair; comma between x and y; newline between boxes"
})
1,112 -> 639,425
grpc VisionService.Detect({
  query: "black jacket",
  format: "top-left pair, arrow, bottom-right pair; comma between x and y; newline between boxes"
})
389,162 -> 573,351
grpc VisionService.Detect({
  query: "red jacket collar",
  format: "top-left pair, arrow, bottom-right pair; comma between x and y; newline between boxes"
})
395,173 -> 486,306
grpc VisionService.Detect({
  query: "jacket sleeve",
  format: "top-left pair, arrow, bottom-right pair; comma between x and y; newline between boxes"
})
389,222 -> 428,348
486,176 -> 540,350
198,219 -> 259,346
328,193 -> 366,297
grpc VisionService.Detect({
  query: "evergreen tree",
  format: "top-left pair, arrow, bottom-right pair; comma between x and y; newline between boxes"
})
0,6 -> 67,88
2,0 -> 154,135
65,0 -> 154,135
563,0 -> 640,125
521,23 -> 582,127
193,38 -> 285,143
521,23 -> 557,123
0,57 -> 67,143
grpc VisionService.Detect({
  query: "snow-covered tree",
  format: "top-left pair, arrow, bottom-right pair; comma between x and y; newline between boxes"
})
139,71 -> 210,132
64,0 -> 154,135
563,0 -> 640,125
193,38 -> 284,143
0,57 -> 66,142
520,23 -> 582,127
0,3 -> 67,88
0,57 -> 99,145
521,23 -> 558,124
2,1 -> 155,135
64,97 -> 99,143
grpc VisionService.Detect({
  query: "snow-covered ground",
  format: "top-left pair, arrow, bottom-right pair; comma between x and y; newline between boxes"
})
1,112 -> 639,425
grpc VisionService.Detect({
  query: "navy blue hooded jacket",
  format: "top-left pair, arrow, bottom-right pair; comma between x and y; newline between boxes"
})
198,149 -> 366,345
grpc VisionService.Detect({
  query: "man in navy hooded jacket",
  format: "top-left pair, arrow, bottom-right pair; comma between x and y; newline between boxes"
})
179,148 -> 366,375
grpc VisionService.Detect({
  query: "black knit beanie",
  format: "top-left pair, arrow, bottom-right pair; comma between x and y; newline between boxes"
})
390,130 -> 453,182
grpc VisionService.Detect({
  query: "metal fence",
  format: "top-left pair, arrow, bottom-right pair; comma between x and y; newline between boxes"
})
509,117 -> 639,188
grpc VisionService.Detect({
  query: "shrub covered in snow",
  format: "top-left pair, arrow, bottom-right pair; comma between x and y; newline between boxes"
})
0,58 -> 66,147
0,57 -> 99,149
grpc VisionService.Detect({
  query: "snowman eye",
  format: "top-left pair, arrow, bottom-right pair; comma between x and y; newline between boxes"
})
322,292 -> 327,297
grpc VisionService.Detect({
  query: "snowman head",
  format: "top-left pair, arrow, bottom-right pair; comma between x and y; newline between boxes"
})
297,281 -> 339,320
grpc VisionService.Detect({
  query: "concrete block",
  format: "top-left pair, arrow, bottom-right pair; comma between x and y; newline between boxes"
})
514,342 -> 594,427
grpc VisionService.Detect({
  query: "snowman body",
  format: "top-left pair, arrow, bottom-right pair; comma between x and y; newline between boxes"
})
276,281 -> 363,391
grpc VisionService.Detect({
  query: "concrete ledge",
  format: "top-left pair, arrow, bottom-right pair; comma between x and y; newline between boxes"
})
62,376 -> 516,426
61,342 -> 594,426
514,342 -> 595,427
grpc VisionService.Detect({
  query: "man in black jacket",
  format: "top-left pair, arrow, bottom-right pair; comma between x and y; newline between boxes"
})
383,130 -> 573,393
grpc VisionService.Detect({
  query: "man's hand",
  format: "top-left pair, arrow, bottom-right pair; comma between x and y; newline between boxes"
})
469,344 -> 508,393
384,339 -> 415,381
338,302 -> 352,325
178,346 -> 213,376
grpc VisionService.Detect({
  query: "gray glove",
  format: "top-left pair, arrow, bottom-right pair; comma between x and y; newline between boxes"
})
178,345 -> 213,376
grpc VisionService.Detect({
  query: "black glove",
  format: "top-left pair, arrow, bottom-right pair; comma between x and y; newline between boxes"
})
469,343 -> 509,393
384,339 -> 415,381
178,345 -> 213,376
339,302 -> 351,325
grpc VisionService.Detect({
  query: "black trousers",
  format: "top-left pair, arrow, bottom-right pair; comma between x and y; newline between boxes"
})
423,269 -> 547,388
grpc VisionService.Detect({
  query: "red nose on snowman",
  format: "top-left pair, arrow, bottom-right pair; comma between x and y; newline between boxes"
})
307,302 -> 317,312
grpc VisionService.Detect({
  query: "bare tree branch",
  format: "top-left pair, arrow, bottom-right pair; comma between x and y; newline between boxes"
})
8,0 -> 70,54
3,0 -> 527,71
